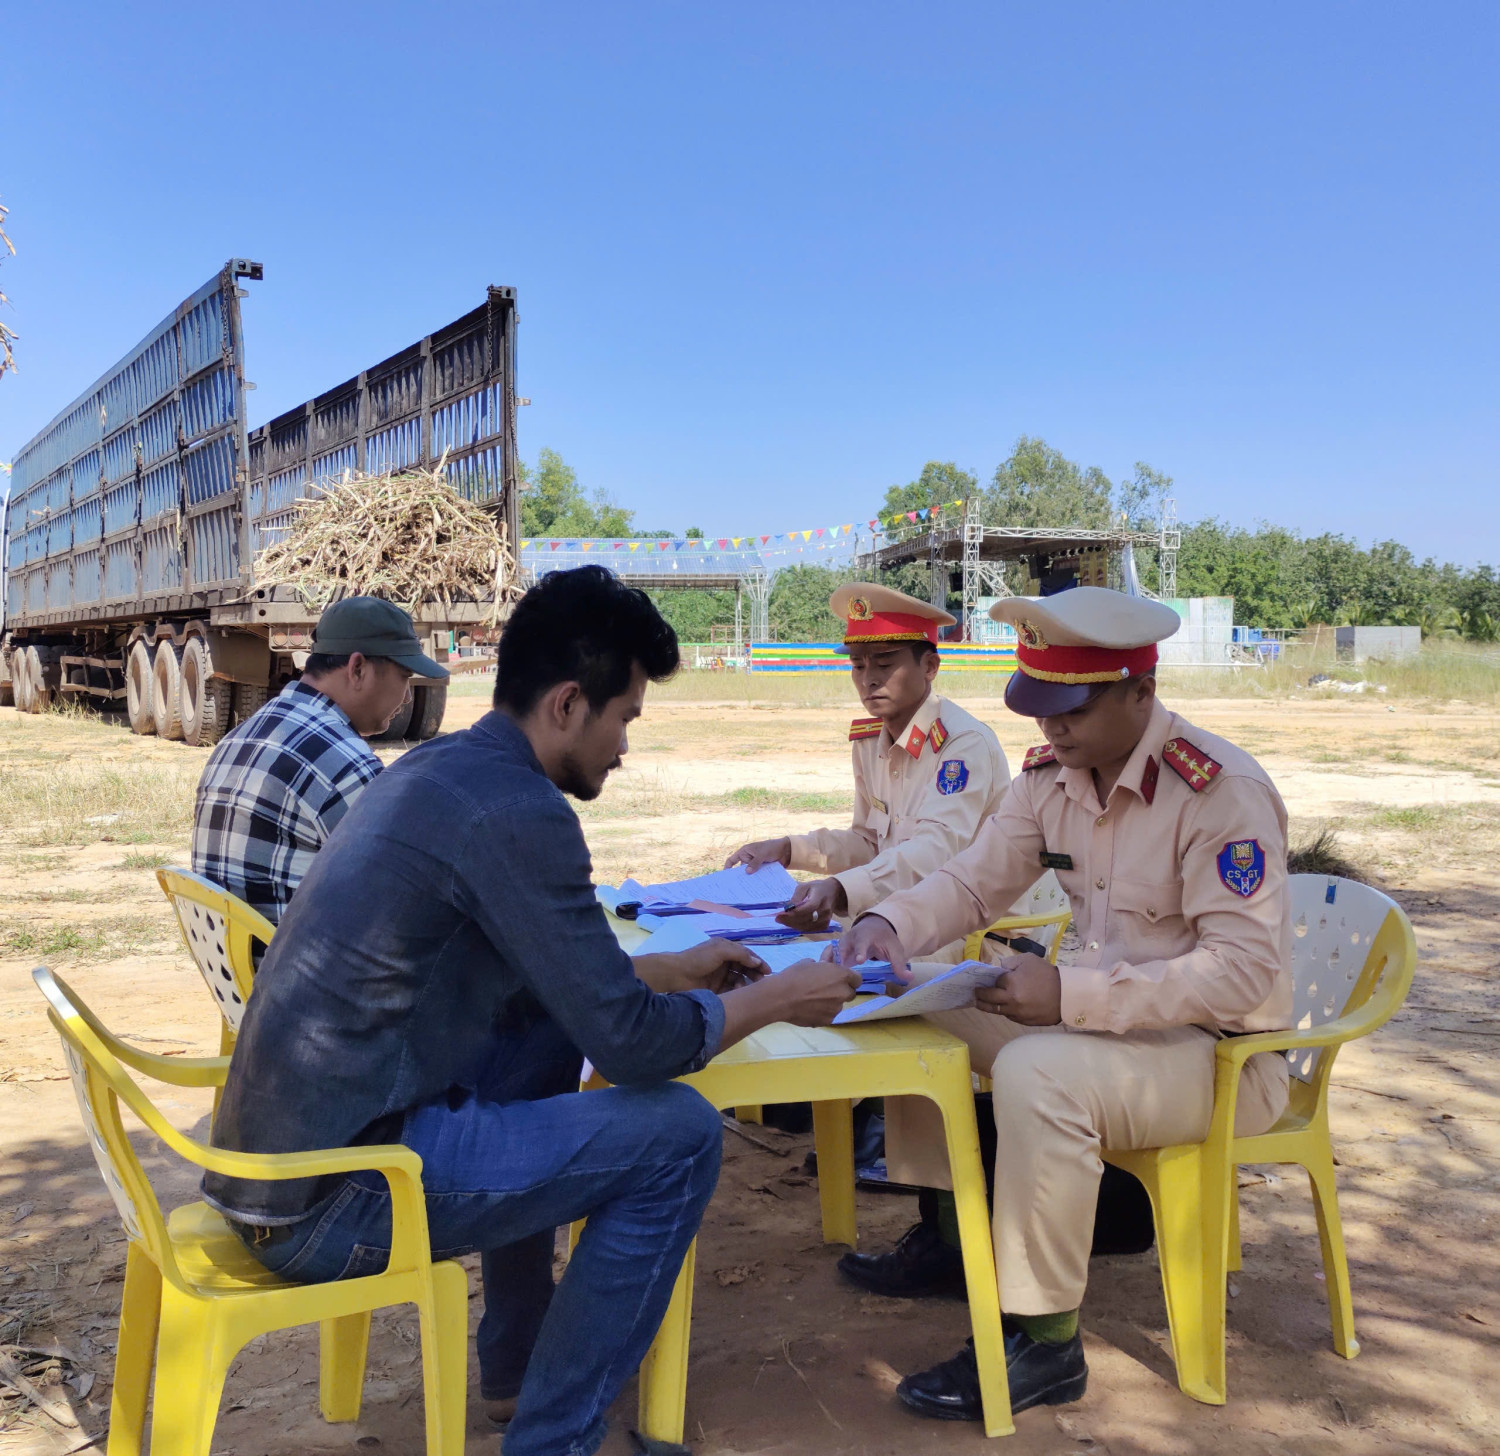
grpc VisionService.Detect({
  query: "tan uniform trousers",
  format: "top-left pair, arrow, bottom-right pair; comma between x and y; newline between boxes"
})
885,1006 -> 1289,1315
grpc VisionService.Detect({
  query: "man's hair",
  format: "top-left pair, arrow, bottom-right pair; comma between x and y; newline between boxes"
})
302,652 -> 393,677
494,565 -> 680,715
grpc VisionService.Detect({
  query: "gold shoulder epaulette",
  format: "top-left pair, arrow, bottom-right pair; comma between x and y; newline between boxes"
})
1162,737 -> 1223,792
928,717 -> 949,752
849,716 -> 883,742
1022,743 -> 1057,772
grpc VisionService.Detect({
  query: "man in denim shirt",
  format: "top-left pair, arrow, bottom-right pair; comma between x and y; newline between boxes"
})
205,567 -> 858,1456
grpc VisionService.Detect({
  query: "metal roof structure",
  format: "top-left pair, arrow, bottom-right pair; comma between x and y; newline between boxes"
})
517,500 -> 1180,645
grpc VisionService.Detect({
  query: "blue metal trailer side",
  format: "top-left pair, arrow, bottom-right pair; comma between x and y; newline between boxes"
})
1,265 -> 518,743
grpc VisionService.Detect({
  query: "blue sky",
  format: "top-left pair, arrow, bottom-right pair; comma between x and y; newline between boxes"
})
2,2 -> 1496,561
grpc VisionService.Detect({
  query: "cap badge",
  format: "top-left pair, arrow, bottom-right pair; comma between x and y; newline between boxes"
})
848,596 -> 873,621
1017,620 -> 1047,649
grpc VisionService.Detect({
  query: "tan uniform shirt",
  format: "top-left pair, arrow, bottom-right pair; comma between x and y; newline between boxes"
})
873,699 -> 1292,1035
787,692 -> 1010,920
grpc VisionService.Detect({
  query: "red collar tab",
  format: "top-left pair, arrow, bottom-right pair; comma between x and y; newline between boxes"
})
1162,737 -> 1222,792
904,723 -> 927,759
848,716 -> 883,742
1015,640 -> 1158,686
1022,743 -> 1058,772
1140,755 -> 1160,805
928,717 -> 949,752
843,608 -> 941,645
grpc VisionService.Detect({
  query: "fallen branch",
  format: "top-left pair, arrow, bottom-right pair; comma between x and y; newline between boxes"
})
781,1339 -> 841,1431
0,1350 -> 79,1428
720,1114 -> 793,1157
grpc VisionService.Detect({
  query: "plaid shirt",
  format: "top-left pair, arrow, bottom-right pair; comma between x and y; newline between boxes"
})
192,681 -> 383,925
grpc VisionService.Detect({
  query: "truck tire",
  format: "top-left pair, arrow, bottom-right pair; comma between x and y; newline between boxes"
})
412,682 -> 448,740
23,646 -> 51,713
152,639 -> 185,740
375,693 -> 416,742
232,681 -> 269,728
12,649 -> 34,713
180,637 -> 230,747
127,640 -> 157,735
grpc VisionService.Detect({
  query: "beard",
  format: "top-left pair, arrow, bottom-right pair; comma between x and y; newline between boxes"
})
557,751 -> 623,801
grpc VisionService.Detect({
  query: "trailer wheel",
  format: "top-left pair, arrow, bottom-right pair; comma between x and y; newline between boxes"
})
180,637 -> 229,747
23,647 -> 51,714
231,681 -> 270,728
374,691 -> 416,742
127,640 -> 156,734
152,639 -> 185,740
411,682 -> 448,740
12,649 -> 34,713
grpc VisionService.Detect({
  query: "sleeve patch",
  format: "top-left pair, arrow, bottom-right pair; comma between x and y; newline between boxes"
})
936,759 -> 970,795
1217,839 -> 1266,897
1022,743 -> 1057,772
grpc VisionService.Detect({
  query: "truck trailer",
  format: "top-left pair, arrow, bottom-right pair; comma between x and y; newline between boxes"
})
1,262 -> 518,743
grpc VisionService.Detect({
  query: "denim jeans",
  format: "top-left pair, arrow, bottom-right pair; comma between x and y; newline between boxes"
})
241,1065 -> 722,1456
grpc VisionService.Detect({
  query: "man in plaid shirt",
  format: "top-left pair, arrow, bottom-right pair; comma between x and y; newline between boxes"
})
192,598 -> 447,924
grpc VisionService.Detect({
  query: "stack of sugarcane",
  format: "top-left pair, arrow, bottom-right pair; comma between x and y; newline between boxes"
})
252,459 -> 520,621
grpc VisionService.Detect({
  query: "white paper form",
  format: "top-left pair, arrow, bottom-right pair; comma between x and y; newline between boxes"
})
615,862 -> 798,909
832,960 -> 1006,1024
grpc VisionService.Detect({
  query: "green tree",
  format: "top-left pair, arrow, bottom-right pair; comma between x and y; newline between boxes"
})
877,461 -> 978,524
518,448 -> 637,538
983,436 -> 1114,529
1116,462 -> 1172,531
770,565 -> 857,641
647,588 -> 737,642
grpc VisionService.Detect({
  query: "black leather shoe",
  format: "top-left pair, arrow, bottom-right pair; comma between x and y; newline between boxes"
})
837,1220 -> 966,1298
896,1330 -> 1087,1421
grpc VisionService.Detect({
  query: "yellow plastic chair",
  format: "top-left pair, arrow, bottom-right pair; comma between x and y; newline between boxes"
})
1102,875 -> 1418,1405
963,869 -> 1073,963
33,965 -> 468,1456
577,1019 -> 1015,1441
157,867 -> 274,1057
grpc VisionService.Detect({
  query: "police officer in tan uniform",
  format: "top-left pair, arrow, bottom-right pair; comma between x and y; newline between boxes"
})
726,583 -> 1009,941
837,586 -> 1292,1421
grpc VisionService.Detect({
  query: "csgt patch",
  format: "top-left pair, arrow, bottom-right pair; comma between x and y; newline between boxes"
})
936,759 -> 970,795
1217,838 -> 1265,897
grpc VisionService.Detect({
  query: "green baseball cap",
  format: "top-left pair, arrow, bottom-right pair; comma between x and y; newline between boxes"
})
311,597 -> 449,679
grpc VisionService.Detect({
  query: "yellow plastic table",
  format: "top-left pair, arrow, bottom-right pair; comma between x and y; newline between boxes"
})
598,915 -> 1013,1439
603,909 -> 1012,1437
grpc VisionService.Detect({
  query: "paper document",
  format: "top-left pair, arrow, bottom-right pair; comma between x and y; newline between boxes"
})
613,863 -> 798,915
636,910 -> 809,941
833,960 -> 1005,1024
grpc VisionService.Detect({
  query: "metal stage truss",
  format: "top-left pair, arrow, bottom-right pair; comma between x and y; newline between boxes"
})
518,501 -> 1177,648
519,541 -> 785,647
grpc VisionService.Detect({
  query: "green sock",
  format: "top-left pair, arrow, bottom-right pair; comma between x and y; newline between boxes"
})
934,1190 -> 962,1249
1011,1309 -> 1080,1345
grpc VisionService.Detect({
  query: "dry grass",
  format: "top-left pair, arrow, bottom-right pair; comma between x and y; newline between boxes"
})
0,761 -> 196,848
1161,643 -> 1500,704
253,460 -> 519,617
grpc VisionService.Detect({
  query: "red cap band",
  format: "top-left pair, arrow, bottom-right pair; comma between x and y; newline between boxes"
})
1016,641 -> 1158,685
843,610 -> 940,645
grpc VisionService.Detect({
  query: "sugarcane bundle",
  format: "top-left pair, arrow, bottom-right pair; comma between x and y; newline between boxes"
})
252,459 -> 519,621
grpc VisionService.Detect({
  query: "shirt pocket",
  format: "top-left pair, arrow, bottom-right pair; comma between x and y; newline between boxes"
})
865,806 -> 892,844
1110,877 -> 1184,929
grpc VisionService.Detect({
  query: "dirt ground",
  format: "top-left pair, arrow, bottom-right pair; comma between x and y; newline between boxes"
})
1,681 -> 1497,1456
